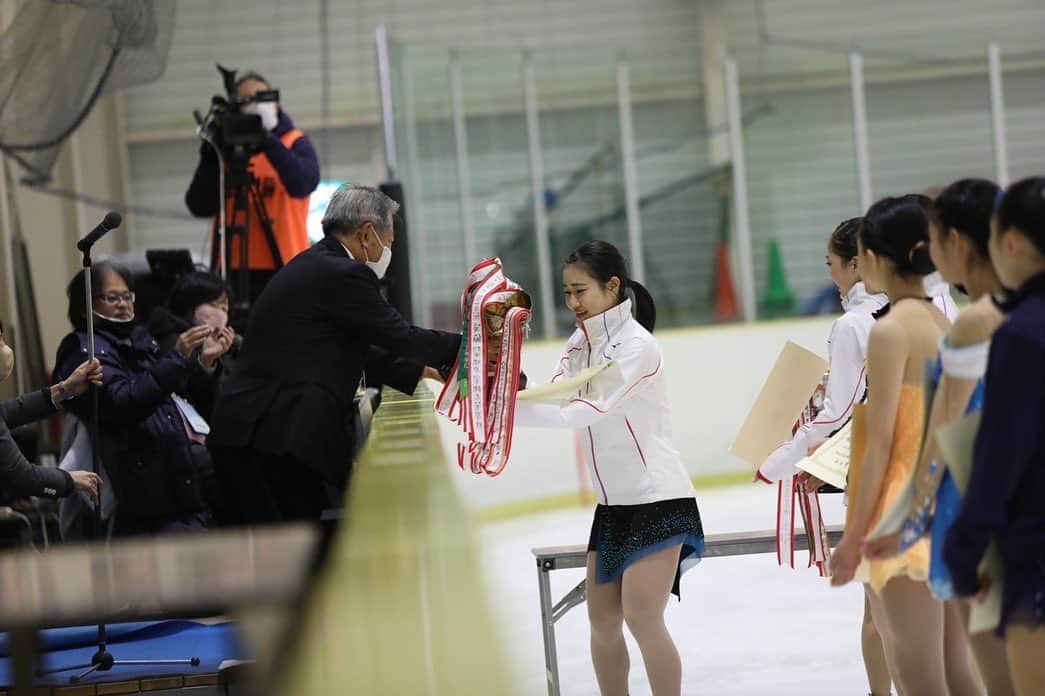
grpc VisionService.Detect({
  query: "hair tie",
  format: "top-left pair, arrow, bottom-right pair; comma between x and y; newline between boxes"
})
908,240 -> 927,263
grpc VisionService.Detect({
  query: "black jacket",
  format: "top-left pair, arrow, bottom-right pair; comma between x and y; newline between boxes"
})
54,326 -> 219,530
0,388 -> 73,503
145,307 -> 230,422
944,272 -> 1045,631
146,307 -> 191,356
207,235 -> 460,488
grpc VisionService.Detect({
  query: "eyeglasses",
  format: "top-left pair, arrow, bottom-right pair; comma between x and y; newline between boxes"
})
95,292 -> 135,306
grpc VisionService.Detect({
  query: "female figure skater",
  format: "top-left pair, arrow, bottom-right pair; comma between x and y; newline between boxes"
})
944,176 -> 1045,696
865,178 -> 1013,694
756,218 -> 892,696
757,217 -> 886,482
830,195 -> 969,695
515,240 -> 703,696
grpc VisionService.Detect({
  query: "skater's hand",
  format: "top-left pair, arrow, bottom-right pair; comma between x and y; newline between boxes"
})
422,366 -> 444,383
752,469 -> 772,485
973,572 -> 992,604
797,471 -> 825,493
70,470 -> 101,505
176,325 -> 212,359
807,438 -> 827,456
829,535 -> 862,586
863,532 -> 902,560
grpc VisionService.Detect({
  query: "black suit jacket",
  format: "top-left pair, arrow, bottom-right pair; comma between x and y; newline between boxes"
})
208,236 -> 460,488
0,388 -> 73,503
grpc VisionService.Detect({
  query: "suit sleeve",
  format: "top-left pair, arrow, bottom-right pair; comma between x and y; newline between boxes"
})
328,267 -> 461,374
759,320 -> 865,481
944,332 -> 1043,596
364,347 -> 425,395
0,415 -> 73,500
514,337 -> 660,429
263,133 -> 320,198
0,388 -> 58,430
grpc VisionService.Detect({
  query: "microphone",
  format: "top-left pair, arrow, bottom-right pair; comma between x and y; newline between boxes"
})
77,212 -> 123,252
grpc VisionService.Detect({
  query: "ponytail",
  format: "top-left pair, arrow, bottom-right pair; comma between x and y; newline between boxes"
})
564,240 -> 657,333
626,279 -> 657,332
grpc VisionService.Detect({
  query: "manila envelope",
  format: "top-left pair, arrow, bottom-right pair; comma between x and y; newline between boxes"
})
729,341 -> 827,468
935,411 -> 1001,634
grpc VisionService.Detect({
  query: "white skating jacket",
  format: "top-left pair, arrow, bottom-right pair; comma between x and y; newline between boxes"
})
514,300 -> 695,506
925,271 -> 960,322
758,282 -> 887,481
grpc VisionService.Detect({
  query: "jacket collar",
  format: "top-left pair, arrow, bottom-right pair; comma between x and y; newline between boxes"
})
319,234 -> 350,257
90,325 -> 156,353
272,110 -> 295,137
924,271 -> 949,299
580,299 -> 633,350
842,281 -> 887,313
999,270 -> 1045,313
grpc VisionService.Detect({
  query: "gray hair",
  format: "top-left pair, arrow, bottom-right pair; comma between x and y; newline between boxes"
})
321,184 -> 399,235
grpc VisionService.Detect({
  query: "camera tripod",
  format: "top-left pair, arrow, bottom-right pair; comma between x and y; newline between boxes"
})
210,163 -> 284,312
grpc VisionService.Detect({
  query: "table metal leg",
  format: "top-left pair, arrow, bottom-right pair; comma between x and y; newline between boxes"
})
552,580 -> 586,623
537,561 -> 560,696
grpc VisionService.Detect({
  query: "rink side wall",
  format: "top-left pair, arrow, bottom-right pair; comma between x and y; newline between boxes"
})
432,315 -> 835,517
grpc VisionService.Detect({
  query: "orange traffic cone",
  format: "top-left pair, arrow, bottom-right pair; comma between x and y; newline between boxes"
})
714,240 -> 739,321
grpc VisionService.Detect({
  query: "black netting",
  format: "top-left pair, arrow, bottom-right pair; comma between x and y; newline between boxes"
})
0,0 -> 176,184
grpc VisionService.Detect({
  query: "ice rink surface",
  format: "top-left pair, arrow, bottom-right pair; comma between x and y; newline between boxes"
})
478,483 -> 872,695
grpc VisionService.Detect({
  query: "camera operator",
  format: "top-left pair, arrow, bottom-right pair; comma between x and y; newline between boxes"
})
185,71 -> 320,304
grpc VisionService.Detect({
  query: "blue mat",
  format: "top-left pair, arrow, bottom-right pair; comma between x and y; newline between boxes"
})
0,620 -> 246,686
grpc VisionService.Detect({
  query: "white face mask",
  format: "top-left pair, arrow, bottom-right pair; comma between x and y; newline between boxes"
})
243,102 -> 278,131
0,337 -> 13,383
364,231 -> 393,279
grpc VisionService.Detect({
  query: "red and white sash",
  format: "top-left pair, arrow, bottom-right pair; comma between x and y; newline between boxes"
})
435,258 -> 531,476
776,396 -> 832,576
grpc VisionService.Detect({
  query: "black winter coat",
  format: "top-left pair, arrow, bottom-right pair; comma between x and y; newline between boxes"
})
54,326 -> 219,532
146,307 -> 231,423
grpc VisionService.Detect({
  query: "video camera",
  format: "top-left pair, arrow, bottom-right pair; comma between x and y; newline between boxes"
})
194,64 -> 280,169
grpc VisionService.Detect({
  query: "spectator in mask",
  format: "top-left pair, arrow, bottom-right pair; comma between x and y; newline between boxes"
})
54,263 -> 235,535
148,271 -> 237,388
146,270 -> 236,520
185,70 -> 320,304
0,319 -> 102,506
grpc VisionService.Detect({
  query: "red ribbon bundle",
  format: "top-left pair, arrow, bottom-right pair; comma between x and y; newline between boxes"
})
776,386 -> 832,576
436,258 -> 531,476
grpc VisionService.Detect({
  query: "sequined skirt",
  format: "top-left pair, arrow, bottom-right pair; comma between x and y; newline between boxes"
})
587,497 -> 705,597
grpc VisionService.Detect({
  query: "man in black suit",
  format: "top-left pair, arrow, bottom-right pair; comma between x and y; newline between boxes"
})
208,184 -> 460,525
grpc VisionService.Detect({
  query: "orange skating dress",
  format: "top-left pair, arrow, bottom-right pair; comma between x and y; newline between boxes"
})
862,384 -> 931,591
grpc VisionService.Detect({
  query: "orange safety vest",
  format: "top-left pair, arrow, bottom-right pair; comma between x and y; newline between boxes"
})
220,129 -> 311,271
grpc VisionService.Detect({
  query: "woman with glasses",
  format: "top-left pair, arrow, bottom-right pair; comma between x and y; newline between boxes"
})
53,262 -> 234,536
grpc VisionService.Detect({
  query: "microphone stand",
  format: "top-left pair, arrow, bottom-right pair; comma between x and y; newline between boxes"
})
37,232 -> 200,685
